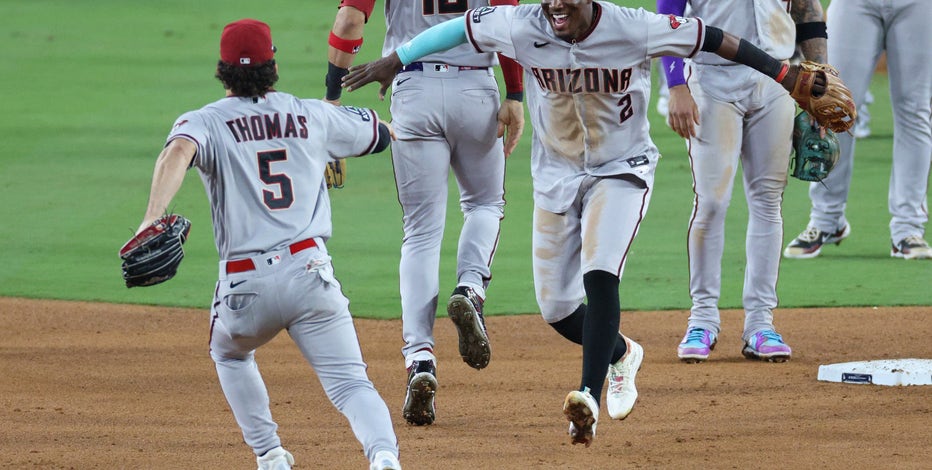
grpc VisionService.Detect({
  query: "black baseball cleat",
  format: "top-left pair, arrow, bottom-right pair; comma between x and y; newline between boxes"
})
402,360 -> 437,426
447,286 -> 491,370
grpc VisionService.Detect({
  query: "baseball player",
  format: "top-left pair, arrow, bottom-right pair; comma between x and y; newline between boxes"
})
323,0 -> 525,427
784,0 -> 932,260
129,19 -> 400,470
658,0 -> 828,363
343,0 -> 845,447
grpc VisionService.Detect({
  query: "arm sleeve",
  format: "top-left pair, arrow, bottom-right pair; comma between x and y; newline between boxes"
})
338,0 -> 376,23
656,0 -> 689,88
318,103 -> 382,158
490,0 -> 522,99
396,17 -> 468,65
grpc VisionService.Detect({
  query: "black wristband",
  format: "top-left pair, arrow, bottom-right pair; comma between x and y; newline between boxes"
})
796,22 -> 827,43
733,39 -> 784,80
505,91 -> 524,102
325,62 -> 350,101
700,26 -> 724,52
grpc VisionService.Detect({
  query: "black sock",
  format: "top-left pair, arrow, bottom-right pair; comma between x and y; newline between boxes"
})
580,270 -> 621,405
550,304 -> 627,362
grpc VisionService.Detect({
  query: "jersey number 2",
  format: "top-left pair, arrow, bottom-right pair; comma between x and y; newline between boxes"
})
258,149 -> 294,210
423,0 -> 468,15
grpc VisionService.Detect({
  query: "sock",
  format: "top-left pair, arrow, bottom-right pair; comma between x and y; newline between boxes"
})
580,270 -> 621,405
550,304 -> 628,362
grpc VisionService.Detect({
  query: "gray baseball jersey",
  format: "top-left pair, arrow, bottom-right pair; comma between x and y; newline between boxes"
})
383,0 -> 496,68
464,3 -> 704,319
169,92 -> 381,259
672,0 -> 796,341
380,0 -> 508,365
465,3 -> 703,214
808,0 -> 932,245
167,91 -> 397,462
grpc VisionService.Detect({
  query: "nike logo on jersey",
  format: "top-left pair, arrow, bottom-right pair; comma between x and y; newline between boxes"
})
396,77 -> 412,86
534,41 -> 550,48
230,280 -> 247,288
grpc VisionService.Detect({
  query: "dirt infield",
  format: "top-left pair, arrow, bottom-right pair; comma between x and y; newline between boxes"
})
2,297 -> 929,469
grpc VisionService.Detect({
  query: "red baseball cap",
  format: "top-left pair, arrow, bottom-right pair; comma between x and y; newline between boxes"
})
220,19 -> 276,67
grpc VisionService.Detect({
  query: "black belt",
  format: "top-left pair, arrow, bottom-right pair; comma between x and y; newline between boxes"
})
400,62 -> 491,73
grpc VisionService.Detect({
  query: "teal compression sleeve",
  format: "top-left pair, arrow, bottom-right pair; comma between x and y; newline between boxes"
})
396,16 -> 468,65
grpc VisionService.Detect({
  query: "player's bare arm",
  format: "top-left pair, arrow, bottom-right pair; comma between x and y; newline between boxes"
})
325,1 -> 374,105
791,0 -> 827,63
136,138 -> 196,233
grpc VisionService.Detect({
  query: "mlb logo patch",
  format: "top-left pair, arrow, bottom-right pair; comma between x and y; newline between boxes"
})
266,255 -> 282,266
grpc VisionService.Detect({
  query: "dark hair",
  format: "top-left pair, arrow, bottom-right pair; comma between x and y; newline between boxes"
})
215,60 -> 278,97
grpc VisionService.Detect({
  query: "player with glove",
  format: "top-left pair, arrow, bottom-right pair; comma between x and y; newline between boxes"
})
658,0 -> 846,365
342,0 -> 853,447
121,19 -> 400,470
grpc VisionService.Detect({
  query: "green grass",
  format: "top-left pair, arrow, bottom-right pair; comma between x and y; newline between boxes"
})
1,0 -> 927,317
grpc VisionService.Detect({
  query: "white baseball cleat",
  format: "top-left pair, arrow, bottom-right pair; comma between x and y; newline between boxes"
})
563,388 -> 599,447
256,446 -> 294,470
369,450 -> 402,470
606,336 -> 643,420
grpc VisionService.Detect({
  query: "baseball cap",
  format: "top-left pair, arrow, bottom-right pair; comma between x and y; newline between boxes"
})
220,19 -> 277,67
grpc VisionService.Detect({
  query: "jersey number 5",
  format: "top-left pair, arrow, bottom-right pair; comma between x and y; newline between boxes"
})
258,149 -> 294,210
423,0 -> 468,15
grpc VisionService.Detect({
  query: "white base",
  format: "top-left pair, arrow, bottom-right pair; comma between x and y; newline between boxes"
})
817,358 -> 932,386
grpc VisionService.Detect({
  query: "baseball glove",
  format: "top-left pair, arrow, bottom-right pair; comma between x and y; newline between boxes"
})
325,160 -> 346,189
790,111 -> 840,182
789,61 -> 857,133
119,214 -> 191,288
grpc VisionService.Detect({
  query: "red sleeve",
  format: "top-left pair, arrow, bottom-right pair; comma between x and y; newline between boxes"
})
488,0 -> 522,96
498,54 -> 523,95
339,0 -> 376,22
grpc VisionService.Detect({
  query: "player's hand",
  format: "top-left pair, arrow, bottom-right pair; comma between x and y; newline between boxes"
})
498,98 -> 525,158
343,52 -> 404,100
666,85 -> 700,139
380,119 -> 397,141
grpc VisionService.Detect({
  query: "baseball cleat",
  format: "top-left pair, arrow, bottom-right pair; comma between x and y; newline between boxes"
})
891,235 -> 932,260
677,327 -> 717,363
742,330 -> 792,362
256,446 -> 294,470
783,224 -> 851,259
402,360 -> 437,426
563,388 -> 599,447
369,450 -> 402,470
606,336 -> 643,420
447,286 -> 491,370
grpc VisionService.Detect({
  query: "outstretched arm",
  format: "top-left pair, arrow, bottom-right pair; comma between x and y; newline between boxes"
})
137,139 -> 195,234
343,16 -> 469,99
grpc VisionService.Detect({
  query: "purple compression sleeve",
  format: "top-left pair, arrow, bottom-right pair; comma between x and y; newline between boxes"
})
657,0 -> 689,88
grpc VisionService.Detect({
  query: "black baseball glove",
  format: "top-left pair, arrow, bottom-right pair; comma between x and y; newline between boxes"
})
119,214 -> 191,288
790,111 -> 839,182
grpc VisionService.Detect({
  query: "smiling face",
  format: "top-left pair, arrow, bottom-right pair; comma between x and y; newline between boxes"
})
541,0 -> 594,41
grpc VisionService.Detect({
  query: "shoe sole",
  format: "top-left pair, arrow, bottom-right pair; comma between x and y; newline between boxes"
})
784,225 -> 851,259
741,347 -> 791,363
891,250 -> 932,260
447,295 -> 491,370
677,340 -> 716,364
563,394 -> 596,447
403,372 -> 437,426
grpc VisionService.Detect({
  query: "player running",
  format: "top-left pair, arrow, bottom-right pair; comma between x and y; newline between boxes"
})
322,0 -> 525,427
127,19 -> 400,470
344,0 -> 849,447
